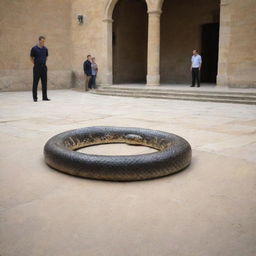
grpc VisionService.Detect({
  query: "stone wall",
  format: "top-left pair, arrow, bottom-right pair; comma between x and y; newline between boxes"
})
0,0 -> 72,91
70,0 -> 106,89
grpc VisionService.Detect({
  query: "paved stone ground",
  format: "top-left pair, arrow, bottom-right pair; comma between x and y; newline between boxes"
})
0,89 -> 256,256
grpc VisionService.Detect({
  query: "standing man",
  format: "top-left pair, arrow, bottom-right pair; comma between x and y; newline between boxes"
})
30,36 -> 50,102
83,55 -> 92,91
190,50 -> 202,87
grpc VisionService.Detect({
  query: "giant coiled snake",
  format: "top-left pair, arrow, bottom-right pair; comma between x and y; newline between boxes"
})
44,126 -> 192,181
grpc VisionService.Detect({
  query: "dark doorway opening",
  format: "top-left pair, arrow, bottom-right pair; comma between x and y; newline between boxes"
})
112,0 -> 148,84
201,23 -> 220,83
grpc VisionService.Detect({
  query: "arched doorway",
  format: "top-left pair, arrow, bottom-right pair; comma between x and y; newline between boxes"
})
160,0 -> 220,85
112,0 -> 148,84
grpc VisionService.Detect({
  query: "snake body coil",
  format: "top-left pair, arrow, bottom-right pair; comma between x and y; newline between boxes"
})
44,126 -> 192,181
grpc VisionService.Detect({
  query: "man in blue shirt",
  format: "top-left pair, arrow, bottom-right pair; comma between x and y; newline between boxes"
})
83,55 -> 92,91
190,50 -> 202,87
30,36 -> 50,102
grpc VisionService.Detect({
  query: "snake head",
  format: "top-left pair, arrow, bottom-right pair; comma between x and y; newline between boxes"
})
124,134 -> 143,145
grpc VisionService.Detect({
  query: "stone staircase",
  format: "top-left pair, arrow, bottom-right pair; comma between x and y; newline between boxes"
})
91,85 -> 256,105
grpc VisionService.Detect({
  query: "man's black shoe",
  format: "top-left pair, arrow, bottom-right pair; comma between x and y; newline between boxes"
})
197,85 -> 200,87
34,99 -> 38,102
43,98 -> 51,101
190,85 -> 195,87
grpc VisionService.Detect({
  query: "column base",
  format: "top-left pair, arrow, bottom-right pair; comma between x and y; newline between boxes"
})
217,74 -> 229,87
146,74 -> 160,86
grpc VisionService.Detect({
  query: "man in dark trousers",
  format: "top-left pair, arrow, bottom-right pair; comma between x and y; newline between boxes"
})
30,36 -> 50,102
83,55 -> 92,91
190,49 -> 202,87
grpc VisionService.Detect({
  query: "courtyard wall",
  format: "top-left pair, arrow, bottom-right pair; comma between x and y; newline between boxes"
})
0,0 -> 255,91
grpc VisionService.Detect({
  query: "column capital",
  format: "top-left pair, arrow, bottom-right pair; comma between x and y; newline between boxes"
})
147,10 -> 162,16
102,18 -> 114,23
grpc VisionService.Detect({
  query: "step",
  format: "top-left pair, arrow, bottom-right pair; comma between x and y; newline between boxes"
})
101,85 -> 256,96
100,86 -> 256,97
95,89 -> 256,101
91,91 -> 256,105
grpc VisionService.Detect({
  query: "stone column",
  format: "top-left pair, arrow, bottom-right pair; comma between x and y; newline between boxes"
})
102,18 -> 113,86
146,10 -> 161,86
217,0 -> 231,87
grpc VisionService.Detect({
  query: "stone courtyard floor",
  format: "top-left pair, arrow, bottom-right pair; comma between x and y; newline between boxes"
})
0,89 -> 256,256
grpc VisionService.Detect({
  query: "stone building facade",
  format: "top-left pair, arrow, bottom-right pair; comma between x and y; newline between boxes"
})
0,0 -> 255,91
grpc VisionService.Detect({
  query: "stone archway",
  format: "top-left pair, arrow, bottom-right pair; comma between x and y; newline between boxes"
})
102,0 -> 163,86
102,0 -> 150,86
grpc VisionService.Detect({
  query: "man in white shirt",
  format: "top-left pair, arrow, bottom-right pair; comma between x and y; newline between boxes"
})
190,50 -> 202,87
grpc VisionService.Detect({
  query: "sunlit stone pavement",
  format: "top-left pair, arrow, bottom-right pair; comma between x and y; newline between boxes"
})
0,89 -> 256,256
